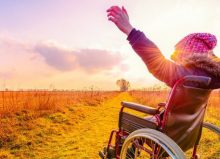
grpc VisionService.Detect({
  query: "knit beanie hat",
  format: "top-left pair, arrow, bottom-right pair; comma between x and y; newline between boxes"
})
174,33 -> 217,59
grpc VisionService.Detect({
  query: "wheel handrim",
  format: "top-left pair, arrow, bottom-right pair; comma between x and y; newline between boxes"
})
121,134 -> 178,159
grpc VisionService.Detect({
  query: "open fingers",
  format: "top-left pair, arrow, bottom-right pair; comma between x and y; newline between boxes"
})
110,6 -> 121,12
122,6 -> 128,16
107,12 -> 120,19
108,16 -> 118,24
107,6 -> 122,14
107,9 -> 119,16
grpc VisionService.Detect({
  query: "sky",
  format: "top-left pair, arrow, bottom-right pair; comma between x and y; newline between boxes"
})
0,0 -> 220,90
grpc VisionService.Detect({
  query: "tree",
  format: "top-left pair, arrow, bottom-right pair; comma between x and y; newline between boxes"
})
116,79 -> 130,91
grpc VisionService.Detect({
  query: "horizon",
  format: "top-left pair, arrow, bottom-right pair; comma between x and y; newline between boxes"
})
0,82 -> 168,91
1,0 -> 220,90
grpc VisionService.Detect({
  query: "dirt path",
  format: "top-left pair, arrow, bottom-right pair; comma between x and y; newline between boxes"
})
1,92 -> 219,159
29,92 -> 136,159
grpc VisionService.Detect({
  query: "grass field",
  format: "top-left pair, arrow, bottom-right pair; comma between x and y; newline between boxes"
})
0,90 -> 219,159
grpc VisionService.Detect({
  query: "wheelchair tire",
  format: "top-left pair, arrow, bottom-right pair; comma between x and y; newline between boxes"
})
195,122 -> 220,158
120,128 -> 185,159
203,122 -> 220,135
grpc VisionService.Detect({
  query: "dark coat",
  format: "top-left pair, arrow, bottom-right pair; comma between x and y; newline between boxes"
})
127,29 -> 220,89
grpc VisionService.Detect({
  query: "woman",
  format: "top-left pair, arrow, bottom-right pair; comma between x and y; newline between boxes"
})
106,6 -> 220,89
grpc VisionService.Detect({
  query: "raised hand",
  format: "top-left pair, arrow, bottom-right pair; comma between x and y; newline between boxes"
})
107,6 -> 134,36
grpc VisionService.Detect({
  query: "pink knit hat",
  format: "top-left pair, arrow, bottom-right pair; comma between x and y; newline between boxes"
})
174,33 -> 217,59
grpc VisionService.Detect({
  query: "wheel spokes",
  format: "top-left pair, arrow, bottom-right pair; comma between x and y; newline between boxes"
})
124,136 -> 175,159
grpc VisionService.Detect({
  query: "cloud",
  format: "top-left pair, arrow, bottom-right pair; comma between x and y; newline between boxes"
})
34,43 -> 124,72
0,37 -> 57,81
76,49 -> 123,72
34,43 -> 76,71
0,37 -> 129,89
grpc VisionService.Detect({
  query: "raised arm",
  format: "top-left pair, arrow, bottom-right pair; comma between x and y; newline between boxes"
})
107,6 -> 134,36
107,6 -> 189,87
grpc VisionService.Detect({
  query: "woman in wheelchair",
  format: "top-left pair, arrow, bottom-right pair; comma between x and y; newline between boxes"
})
106,6 -> 220,89
99,5 -> 220,159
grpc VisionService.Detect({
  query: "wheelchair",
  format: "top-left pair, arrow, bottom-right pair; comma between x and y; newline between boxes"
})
99,76 -> 220,159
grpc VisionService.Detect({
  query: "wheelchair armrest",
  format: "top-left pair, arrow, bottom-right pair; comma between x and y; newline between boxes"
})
158,102 -> 166,107
121,101 -> 160,115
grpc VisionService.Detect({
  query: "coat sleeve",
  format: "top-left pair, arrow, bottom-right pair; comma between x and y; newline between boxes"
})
127,29 -> 188,87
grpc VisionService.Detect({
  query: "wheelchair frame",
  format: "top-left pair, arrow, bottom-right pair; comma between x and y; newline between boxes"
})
99,76 -> 220,159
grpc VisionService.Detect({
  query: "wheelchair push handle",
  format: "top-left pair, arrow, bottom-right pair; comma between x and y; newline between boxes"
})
182,75 -> 211,87
121,101 -> 159,115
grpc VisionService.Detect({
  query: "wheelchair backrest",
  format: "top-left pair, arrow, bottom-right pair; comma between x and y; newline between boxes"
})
162,75 -> 212,151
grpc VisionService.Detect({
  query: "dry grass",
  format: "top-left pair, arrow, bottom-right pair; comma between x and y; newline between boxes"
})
0,90 -> 219,158
129,89 -> 220,121
0,90 -> 119,158
0,90 -> 118,117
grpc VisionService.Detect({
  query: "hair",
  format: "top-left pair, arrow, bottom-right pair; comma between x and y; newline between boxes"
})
183,53 -> 220,77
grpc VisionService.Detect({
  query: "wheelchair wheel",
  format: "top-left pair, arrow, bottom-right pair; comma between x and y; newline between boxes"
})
195,122 -> 220,159
203,122 -> 220,135
120,128 -> 185,159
